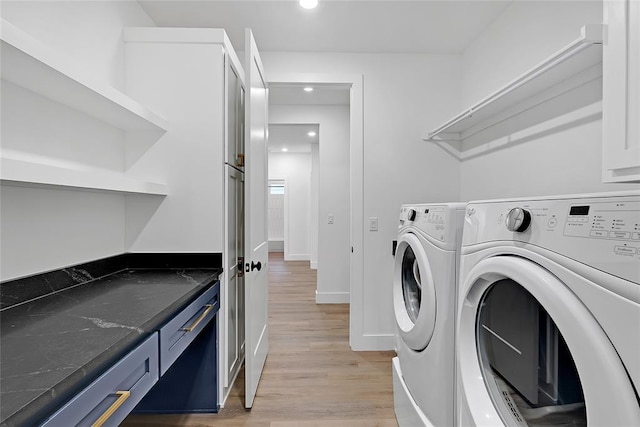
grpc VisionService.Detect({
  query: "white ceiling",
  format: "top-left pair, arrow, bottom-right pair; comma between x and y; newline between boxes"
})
138,0 -> 511,54
269,123 -> 319,152
138,1 -> 511,151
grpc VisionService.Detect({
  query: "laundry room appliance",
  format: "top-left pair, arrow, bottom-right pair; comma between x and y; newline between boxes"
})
392,203 -> 466,427
456,192 -> 640,427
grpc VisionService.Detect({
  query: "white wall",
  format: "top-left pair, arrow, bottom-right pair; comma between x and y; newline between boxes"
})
459,0 -> 634,200
268,189 -> 285,241
270,105 -> 351,303
0,2 -> 155,280
1,1 -> 155,91
263,53 -> 462,346
268,152 -> 312,260
124,40 -> 225,253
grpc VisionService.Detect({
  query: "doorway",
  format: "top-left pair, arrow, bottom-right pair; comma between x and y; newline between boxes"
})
267,74 -> 365,349
267,179 -> 285,253
268,84 -> 350,306
267,123 -> 318,264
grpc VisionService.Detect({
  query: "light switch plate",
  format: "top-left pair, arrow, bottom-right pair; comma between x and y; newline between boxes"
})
328,214 -> 335,224
369,217 -> 378,231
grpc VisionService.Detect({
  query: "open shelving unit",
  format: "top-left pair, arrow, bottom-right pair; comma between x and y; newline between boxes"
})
1,19 -> 168,132
0,158 -> 169,195
0,19 -> 169,196
424,24 -> 604,160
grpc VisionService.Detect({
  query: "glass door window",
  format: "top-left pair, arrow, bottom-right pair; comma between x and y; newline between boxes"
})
477,280 -> 586,426
401,245 -> 422,323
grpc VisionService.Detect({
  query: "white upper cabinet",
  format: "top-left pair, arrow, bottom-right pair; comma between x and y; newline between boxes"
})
602,0 -> 640,183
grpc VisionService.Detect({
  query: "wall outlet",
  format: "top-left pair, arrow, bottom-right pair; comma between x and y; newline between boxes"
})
369,217 -> 378,231
328,214 -> 335,224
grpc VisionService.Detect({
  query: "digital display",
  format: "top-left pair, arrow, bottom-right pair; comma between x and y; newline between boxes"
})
570,205 -> 590,216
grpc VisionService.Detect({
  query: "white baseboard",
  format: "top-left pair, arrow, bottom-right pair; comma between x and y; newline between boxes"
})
315,290 -> 350,304
349,333 -> 396,351
269,240 -> 284,252
285,253 -> 310,261
310,261 -> 318,269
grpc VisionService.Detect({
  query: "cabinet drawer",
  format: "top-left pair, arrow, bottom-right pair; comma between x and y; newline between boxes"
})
40,333 -> 159,427
159,281 -> 219,375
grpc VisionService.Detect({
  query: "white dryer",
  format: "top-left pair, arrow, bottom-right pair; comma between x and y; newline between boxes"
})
392,203 -> 466,427
456,192 -> 640,427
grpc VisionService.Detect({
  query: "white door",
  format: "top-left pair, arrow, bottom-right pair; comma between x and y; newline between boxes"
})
244,28 -> 269,409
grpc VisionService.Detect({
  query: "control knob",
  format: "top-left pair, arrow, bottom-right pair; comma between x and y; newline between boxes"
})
407,209 -> 417,221
505,207 -> 532,233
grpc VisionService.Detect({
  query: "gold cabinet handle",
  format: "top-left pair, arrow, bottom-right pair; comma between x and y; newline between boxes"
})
91,390 -> 130,427
181,304 -> 214,332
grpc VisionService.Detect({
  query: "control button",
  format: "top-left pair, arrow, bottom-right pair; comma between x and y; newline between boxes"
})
578,217 -> 589,223
632,232 -> 640,241
569,217 -> 578,222
547,218 -> 558,228
610,231 -> 631,239
590,230 -> 608,238
614,246 -> 637,255
505,207 -> 532,233
407,209 -> 417,221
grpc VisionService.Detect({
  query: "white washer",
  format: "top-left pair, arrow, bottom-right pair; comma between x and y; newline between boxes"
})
392,203 -> 466,427
456,192 -> 640,427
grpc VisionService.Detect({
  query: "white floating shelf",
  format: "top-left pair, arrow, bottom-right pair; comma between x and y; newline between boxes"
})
0,19 -> 168,132
425,24 -> 604,154
0,158 -> 169,196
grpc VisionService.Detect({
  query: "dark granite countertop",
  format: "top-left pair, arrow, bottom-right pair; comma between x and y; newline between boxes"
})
0,253 -> 222,427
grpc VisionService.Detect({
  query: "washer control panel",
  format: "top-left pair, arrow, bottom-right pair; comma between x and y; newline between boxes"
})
400,205 -> 448,239
400,204 -> 465,250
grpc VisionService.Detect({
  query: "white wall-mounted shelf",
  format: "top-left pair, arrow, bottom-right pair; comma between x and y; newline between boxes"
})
424,24 -> 604,160
0,19 -> 169,132
0,158 -> 169,196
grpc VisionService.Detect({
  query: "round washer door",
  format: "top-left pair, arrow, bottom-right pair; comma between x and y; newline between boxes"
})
458,255 -> 640,426
393,232 -> 437,351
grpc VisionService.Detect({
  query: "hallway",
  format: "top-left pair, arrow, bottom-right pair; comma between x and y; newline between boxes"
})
124,252 -> 397,426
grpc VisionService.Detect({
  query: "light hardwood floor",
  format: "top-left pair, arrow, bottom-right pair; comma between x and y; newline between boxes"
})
123,252 -> 398,427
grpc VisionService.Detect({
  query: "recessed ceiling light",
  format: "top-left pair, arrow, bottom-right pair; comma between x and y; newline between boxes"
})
303,87 -> 314,92
282,147 -> 289,152
308,131 -> 317,137
299,0 -> 318,9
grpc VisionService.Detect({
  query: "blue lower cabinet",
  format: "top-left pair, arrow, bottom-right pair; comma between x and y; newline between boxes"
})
40,334 -> 159,427
158,282 -> 219,375
133,317 -> 218,413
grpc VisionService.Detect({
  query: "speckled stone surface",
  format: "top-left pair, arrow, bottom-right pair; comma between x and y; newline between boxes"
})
0,253 -> 221,427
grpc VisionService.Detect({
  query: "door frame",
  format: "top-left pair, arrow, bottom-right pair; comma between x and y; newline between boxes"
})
267,73 -> 367,350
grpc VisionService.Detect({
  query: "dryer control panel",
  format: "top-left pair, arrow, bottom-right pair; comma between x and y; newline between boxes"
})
563,201 -> 640,244
463,193 -> 640,284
